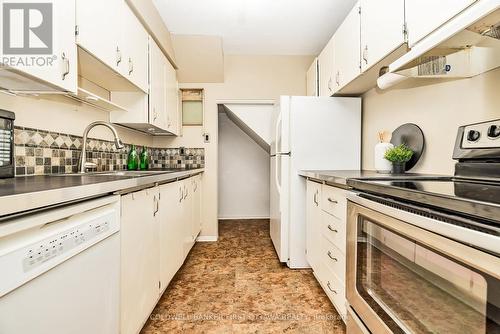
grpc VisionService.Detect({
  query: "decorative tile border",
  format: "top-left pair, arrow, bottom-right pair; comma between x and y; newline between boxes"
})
14,126 -> 204,176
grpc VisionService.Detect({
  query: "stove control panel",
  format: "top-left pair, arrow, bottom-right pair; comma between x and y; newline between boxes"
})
462,119 -> 500,149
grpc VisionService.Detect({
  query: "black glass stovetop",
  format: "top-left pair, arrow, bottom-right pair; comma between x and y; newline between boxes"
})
366,179 -> 500,206
348,177 -> 500,224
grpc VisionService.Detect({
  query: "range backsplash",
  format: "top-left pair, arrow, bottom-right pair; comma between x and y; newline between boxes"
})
14,126 -> 204,176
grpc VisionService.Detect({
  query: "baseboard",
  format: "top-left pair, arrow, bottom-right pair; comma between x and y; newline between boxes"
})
218,216 -> 270,220
196,235 -> 218,242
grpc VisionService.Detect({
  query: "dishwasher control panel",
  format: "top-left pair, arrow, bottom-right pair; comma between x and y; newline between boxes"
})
22,220 -> 110,272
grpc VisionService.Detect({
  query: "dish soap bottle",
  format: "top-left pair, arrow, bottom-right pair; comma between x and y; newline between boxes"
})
127,145 -> 139,170
139,146 -> 149,170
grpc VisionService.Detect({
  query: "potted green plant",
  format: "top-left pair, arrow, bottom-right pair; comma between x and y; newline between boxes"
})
384,144 -> 414,174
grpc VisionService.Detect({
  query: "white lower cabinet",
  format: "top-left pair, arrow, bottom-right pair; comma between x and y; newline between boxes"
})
120,187 -> 160,334
305,180 -> 349,321
191,175 -> 202,240
120,174 -> 202,334
159,181 -> 184,293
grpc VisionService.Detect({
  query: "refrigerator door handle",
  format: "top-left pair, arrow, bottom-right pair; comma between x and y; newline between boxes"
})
274,111 -> 283,196
275,155 -> 281,196
275,110 -> 282,154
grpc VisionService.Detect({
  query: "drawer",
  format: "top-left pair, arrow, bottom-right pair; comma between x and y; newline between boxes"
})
321,235 -> 346,283
321,263 -> 347,320
321,210 -> 346,253
321,184 -> 347,219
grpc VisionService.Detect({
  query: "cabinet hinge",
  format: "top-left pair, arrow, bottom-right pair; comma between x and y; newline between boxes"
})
75,25 -> 79,36
158,281 -> 161,290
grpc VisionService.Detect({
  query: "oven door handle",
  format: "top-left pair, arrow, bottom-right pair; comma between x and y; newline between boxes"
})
346,192 -> 500,258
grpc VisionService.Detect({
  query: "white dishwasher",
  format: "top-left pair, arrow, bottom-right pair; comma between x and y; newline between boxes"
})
0,195 -> 121,334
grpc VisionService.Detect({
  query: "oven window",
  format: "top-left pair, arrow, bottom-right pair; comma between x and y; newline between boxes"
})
356,217 -> 498,334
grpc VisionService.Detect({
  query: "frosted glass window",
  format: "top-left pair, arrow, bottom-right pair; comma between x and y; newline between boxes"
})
181,89 -> 203,126
182,101 -> 203,126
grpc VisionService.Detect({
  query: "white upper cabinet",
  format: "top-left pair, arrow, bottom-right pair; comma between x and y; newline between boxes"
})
149,38 -> 168,130
406,0 -> 478,48
0,0 -> 77,93
76,0 -> 148,92
306,58 -> 318,96
318,36 -> 335,97
166,59 -> 179,135
76,0 -> 122,71
332,2 -> 361,92
121,3 -> 149,93
360,0 -> 406,72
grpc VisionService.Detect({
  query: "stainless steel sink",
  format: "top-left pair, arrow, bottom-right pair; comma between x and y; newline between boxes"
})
52,170 -> 173,177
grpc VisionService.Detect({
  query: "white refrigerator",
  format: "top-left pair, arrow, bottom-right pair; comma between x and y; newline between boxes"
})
270,96 -> 361,268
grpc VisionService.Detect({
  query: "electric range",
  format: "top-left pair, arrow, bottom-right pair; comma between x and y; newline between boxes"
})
345,119 -> 500,334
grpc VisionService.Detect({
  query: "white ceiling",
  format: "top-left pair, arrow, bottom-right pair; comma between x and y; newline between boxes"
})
152,0 -> 357,55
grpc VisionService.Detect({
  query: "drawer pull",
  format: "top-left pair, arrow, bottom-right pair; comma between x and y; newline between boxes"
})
327,197 -> 338,204
327,225 -> 338,233
327,251 -> 338,262
327,282 -> 337,294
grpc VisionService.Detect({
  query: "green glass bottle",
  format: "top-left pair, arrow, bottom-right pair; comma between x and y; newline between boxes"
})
127,145 -> 139,170
139,146 -> 149,170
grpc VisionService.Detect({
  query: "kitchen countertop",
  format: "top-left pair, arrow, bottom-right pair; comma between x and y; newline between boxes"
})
299,170 -> 451,188
0,168 -> 204,219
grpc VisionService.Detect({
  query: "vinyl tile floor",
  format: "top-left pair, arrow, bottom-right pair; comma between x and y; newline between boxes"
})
141,219 -> 345,334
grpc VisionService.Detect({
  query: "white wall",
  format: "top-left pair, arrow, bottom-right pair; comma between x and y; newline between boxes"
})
362,67 -> 500,174
218,113 -> 270,219
223,103 -> 274,144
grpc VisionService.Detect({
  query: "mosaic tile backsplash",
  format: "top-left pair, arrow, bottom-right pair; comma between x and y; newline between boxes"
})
14,126 -> 205,176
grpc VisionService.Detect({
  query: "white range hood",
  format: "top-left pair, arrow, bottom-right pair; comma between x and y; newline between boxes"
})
378,1 -> 500,89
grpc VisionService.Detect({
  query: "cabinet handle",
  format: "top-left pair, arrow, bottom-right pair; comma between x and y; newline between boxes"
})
116,46 -> 122,66
327,225 -> 338,233
327,281 -> 337,294
327,77 -> 333,92
61,52 -> 70,80
153,195 -> 159,216
335,71 -> 340,86
179,186 -> 183,202
153,108 -> 157,122
128,57 -> 134,75
363,45 -> 368,64
327,251 -> 338,262
327,197 -> 338,204
183,185 -> 188,199
194,181 -> 197,192
313,190 -> 318,206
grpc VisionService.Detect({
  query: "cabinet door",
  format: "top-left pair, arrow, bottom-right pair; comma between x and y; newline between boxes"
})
0,0 -> 77,93
306,58 -> 318,96
76,0 -> 122,71
318,36 -> 335,97
360,0 -> 405,72
306,181 -> 322,274
406,0 -> 477,47
121,2 -> 149,93
149,38 -> 167,130
159,181 -> 184,292
191,175 -> 202,239
165,59 -> 179,135
120,188 -> 160,334
182,180 -> 195,258
332,2 -> 361,93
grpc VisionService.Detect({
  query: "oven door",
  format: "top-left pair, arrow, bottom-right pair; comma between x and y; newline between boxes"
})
346,194 -> 500,334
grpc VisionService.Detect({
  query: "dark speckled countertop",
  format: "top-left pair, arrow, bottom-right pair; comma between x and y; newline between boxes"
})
299,170 -> 450,188
0,168 -> 203,218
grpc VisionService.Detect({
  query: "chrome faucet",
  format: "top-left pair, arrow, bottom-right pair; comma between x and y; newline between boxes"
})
79,121 -> 125,173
